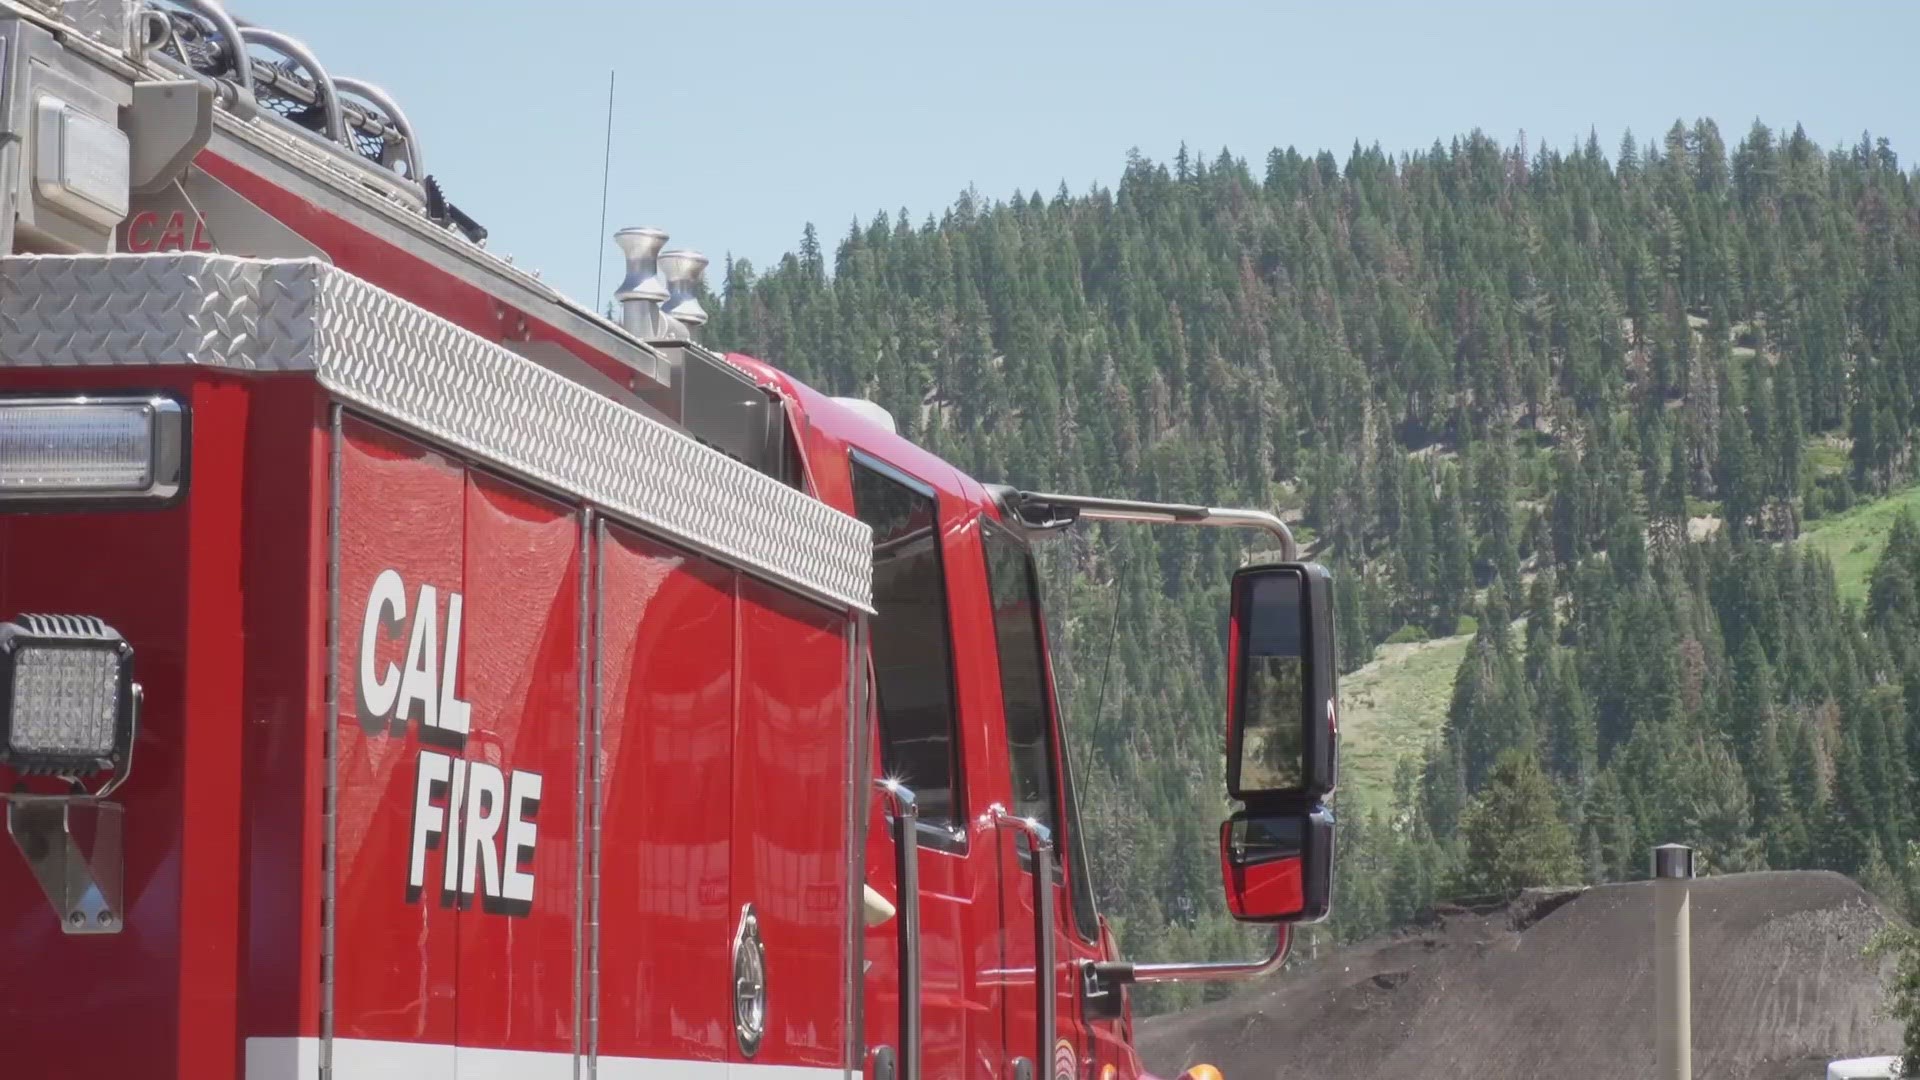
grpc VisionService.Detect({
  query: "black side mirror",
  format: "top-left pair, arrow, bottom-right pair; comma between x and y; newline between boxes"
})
1219,805 -> 1334,923
1225,562 -> 1337,802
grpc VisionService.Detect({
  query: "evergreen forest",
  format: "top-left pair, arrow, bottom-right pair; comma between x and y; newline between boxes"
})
705,120 -> 1920,1012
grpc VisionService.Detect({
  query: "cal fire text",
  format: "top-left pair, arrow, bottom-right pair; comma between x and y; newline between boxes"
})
357,569 -> 543,917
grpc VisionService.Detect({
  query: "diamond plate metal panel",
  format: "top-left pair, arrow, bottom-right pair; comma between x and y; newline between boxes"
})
0,253 -> 873,612
0,254 -> 323,369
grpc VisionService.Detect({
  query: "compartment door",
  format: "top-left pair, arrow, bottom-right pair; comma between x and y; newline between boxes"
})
732,579 -> 852,1079
596,527 -> 738,1076
452,474 -> 583,1078
332,415 -> 463,1078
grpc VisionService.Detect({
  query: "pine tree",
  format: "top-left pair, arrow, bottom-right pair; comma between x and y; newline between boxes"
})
1422,735 -> 1470,847
1542,650 -> 1598,790
1865,922 -> 1920,1077
1462,749 -> 1582,895
1752,719 -> 1806,868
1583,769 -> 1640,881
1446,594 -> 1534,789
696,125 -> 1920,989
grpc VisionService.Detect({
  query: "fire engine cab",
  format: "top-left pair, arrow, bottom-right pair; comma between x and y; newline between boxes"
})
0,4 -> 1340,1080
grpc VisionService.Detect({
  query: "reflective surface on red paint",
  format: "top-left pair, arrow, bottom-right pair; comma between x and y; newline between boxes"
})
0,372 -> 196,1079
334,417 -> 461,1072
778,405 -> 1146,1080
0,166 -> 1182,1080
736,579 -> 851,1068
1222,849 -> 1305,922
175,379 -> 256,1080
0,301 -> 1163,1080
791,426 -> 1011,1080
938,513 -> 1034,1080
597,527 -> 734,1063
955,468 -> 1121,1080
456,474 -> 581,1056
0,372 -> 328,1080
181,144 -> 1153,1080
243,381 -> 330,1049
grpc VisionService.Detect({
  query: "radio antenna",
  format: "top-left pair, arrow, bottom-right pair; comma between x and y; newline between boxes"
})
593,69 -> 616,314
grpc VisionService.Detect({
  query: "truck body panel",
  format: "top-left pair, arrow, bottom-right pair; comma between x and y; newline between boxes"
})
0,6 -> 1296,1077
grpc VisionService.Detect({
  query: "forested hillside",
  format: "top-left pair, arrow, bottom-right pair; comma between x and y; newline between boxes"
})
707,120 -> 1920,1012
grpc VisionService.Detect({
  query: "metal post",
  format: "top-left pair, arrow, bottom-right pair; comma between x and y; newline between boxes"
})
991,807 -> 1055,1080
1653,843 -> 1695,1080
875,779 -> 921,1080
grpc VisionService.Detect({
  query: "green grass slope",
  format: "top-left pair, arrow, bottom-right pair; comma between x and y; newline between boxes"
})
1336,472 -> 1920,819
1799,482 -> 1920,606
1337,633 -> 1471,812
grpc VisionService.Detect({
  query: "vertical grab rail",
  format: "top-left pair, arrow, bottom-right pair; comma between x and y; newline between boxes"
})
874,779 -> 922,1080
990,807 -> 1055,1080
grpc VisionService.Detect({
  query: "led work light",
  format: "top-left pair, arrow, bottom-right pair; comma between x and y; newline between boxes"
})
0,395 -> 185,502
0,615 -> 138,778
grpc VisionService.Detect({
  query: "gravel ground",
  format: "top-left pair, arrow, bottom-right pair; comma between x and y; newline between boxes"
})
1138,871 -> 1904,1080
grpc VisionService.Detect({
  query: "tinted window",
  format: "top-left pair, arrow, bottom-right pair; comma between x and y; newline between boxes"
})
981,520 -> 1099,937
982,521 -> 1060,856
851,455 -> 963,833
1056,725 -> 1101,939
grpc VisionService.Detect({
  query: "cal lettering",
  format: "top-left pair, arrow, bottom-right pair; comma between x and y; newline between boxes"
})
158,212 -> 187,250
124,210 -> 214,252
126,211 -> 160,252
436,592 -> 472,739
357,569 -> 407,732
394,582 -> 441,733
357,572 -> 471,744
369,570 -> 539,917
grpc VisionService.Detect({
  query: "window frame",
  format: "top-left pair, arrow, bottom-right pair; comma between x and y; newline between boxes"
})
849,448 -> 970,854
978,516 -> 1100,942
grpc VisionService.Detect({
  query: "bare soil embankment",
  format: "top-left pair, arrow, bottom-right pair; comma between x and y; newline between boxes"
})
1138,871 -> 1903,1080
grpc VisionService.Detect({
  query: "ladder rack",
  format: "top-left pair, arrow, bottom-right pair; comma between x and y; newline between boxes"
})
140,0 -> 477,236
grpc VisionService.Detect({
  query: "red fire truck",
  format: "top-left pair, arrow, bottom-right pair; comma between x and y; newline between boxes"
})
0,4 -> 1339,1079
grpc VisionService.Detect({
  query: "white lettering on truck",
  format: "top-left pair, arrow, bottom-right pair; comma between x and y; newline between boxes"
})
360,569 -> 541,917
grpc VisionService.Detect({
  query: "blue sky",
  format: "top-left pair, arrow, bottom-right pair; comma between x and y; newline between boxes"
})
243,0 -> 1916,309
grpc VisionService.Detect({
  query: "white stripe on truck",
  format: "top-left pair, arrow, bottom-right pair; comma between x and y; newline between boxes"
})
245,1037 -> 846,1080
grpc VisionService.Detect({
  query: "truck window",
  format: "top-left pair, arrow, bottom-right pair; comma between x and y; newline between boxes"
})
1055,713 -> 1101,941
980,519 -> 1100,939
980,519 -> 1061,860
850,453 -> 966,840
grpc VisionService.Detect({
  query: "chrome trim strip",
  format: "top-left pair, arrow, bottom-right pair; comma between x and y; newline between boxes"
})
0,254 -> 874,614
574,509 -> 593,1080
321,403 -> 342,1080
873,778 -> 920,1080
842,615 -> 868,1080
989,807 -> 1054,1080
588,521 -> 607,1080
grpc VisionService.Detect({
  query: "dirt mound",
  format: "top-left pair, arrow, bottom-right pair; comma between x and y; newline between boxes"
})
1138,871 -> 1904,1080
